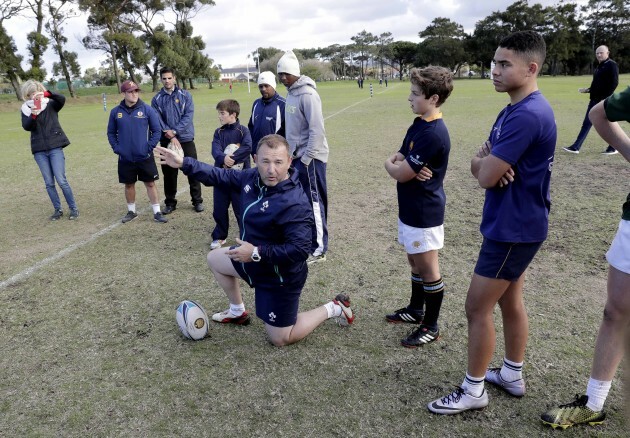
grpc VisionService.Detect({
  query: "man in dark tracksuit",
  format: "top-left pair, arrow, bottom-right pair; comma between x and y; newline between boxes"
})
248,71 -> 285,156
107,80 -> 167,224
155,134 -> 354,347
151,67 -> 204,213
563,45 -> 619,155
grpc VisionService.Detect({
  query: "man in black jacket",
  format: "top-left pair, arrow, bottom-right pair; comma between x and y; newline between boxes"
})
563,45 -> 619,155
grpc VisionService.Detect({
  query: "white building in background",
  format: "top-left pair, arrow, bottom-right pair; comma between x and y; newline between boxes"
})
219,65 -> 256,83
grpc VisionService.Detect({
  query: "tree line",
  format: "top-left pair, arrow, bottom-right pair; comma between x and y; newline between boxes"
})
1,0 -> 629,101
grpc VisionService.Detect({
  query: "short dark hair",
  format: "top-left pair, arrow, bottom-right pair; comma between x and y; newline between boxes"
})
498,31 -> 546,67
257,134 -> 290,155
160,67 -> 175,77
409,66 -> 454,107
216,99 -> 240,117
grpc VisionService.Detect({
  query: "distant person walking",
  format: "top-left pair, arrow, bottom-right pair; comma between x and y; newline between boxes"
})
563,45 -> 618,155
278,50 -> 330,264
107,80 -> 167,224
20,80 -> 79,221
248,71 -> 285,156
151,67 -> 204,215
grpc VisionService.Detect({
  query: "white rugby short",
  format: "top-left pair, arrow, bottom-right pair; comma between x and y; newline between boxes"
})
398,219 -> 444,254
606,219 -> 630,274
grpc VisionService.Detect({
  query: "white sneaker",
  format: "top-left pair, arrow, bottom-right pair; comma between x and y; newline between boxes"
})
428,387 -> 489,415
485,367 -> 525,397
210,239 -> 226,250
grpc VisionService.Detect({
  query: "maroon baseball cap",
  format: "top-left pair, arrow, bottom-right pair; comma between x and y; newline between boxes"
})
121,80 -> 140,93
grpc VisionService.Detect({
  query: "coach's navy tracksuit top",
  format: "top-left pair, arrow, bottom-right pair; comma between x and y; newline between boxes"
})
182,157 -> 313,288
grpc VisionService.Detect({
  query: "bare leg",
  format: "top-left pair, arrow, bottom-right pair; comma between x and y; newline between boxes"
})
407,250 -> 440,282
124,183 -> 136,204
465,273 -> 513,377
265,306 -> 329,347
207,247 -> 243,305
497,274 -> 528,362
144,181 -> 160,205
590,266 -> 630,381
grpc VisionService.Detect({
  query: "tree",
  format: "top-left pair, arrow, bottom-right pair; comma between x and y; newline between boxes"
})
351,30 -> 376,78
24,0 -> 49,81
390,41 -> 417,80
79,0 -> 137,91
581,0 -> 630,71
375,32 -> 393,79
417,17 -> 466,72
545,1 -> 583,75
0,1 -> 28,100
46,0 -> 82,97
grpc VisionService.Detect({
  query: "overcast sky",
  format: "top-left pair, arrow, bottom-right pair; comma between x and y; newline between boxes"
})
4,0 -> 584,76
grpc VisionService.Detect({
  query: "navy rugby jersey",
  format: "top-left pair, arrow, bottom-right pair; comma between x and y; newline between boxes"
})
397,114 -> 451,228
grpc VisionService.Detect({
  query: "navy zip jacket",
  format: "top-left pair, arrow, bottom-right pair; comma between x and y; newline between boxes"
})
211,119 -> 252,169
590,58 -> 618,102
247,93 -> 286,154
107,99 -> 161,162
150,86 -> 195,142
21,91 -> 70,154
182,157 -> 313,288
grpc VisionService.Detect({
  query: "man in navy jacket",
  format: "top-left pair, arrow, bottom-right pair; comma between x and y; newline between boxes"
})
151,67 -> 204,214
107,80 -> 167,224
248,71 -> 285,156
155,134 -> 354,346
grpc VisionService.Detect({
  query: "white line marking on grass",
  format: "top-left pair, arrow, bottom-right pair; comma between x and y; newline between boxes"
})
2,87 -> 397,289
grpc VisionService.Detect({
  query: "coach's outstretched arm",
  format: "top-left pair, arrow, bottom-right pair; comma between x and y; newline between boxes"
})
589,101 -> 630,163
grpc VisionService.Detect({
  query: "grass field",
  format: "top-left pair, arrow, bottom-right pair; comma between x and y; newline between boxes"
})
1,76 -> 629,436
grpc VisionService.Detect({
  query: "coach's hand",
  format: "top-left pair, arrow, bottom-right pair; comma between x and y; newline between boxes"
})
227,239 -> 255,262
154,145 -> 183,168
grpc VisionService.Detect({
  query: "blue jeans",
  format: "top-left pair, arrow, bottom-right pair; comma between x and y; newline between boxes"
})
570,99 -> 611,151
33,148 -> 77,211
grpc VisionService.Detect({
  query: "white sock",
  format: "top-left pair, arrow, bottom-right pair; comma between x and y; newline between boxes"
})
229,302 -> 245,317
500,357 -> 523,382
323,301 -> 341,319
127,203 -> 136,213
152,203 -> 161,214
462,373 -> 485,397
586,378 -> 611,412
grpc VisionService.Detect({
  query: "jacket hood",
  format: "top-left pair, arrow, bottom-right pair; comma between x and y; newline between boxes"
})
288,75 -> 317,95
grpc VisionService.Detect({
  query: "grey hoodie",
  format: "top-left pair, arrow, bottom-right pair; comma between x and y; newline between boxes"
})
284,75 -> 329,164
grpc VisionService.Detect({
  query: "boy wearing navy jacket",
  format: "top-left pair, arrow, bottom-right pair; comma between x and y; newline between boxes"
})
210,99 -> 252,249
155,134 -> 354,346
107,80 -> 167,224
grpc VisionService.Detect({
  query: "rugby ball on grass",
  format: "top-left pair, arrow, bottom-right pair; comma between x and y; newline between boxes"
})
224,143 -> 243,170
176,300 -> 209,340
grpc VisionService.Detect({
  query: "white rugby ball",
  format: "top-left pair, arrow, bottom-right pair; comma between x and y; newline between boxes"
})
168,142 -> 184,158
176,300 -> 209,340
224,143 -> 243,170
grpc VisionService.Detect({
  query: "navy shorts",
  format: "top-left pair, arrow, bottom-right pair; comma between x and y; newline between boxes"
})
255,284 -> 303,328
118,156 -> 159,184
474,238 -> 543,281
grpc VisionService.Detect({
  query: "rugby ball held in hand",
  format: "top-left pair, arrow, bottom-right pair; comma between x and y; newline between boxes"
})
168,142 -> 184,158
176,300 -> 209,340
224,143 -> 243,170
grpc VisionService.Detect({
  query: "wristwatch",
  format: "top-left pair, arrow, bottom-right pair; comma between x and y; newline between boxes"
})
251,246 -> 261,262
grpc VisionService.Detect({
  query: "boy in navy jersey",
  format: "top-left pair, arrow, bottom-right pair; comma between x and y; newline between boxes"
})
428,31 -> 556,415
384,66 -> 453,347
